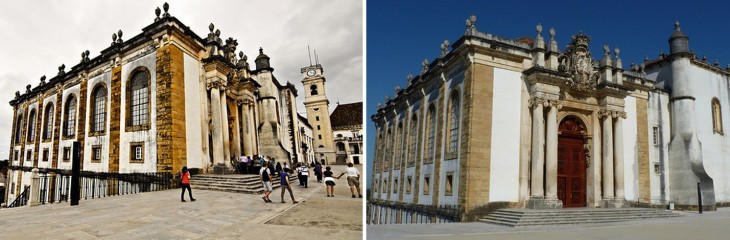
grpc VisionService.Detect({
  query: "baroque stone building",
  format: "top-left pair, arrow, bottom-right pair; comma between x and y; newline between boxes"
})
369,15 -> 730,223
4,4 -> 315,203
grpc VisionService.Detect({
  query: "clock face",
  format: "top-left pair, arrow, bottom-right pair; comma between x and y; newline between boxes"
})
307,69 -> 316,77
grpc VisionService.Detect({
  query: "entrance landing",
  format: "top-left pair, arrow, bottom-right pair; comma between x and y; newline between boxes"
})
480,208 -> 679,227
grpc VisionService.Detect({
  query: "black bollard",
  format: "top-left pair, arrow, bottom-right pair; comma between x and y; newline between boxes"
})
70,141 -> 80,206
698,182 -> 703,214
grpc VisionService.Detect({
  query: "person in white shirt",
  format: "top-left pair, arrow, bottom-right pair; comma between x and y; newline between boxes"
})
297,163 -> 310,188
344,162 -> 362,198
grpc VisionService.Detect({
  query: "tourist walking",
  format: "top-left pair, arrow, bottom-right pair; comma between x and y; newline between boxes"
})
180,166 -> 196,202
298,163 -> 310,188
323,166 -> 343,197
314,161 -> 323,183
280,168 -> 299,204
260,163 -> 273,203
345,163 -> 362,198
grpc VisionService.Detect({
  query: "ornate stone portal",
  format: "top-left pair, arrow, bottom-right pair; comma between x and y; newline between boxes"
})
526,30 -> 630,209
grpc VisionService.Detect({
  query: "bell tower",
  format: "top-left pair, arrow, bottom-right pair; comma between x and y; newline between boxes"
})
301,64 -> 336,164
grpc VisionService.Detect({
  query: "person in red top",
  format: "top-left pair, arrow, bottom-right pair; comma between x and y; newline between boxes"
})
180,166 -> 196,202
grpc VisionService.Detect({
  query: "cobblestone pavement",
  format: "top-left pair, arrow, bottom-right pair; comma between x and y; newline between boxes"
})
366,208 -> 730,240
0,165 -> 363,240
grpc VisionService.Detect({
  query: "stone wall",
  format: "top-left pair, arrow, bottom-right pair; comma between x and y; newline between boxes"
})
155,44 -> 187,173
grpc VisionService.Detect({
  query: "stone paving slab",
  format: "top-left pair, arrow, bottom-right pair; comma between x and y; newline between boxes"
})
367,208 -> 730,240
0,166 -> 364,240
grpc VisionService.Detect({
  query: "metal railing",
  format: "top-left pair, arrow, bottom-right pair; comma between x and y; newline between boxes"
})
7,186 -> 30,208
6,168 -> 174,207
38,171 -> 174,204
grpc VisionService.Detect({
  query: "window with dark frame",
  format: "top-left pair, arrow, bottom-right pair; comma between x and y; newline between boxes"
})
14,150 -> 19,161
92,86 -> 107,133
130,142 -> 144,162
445,173 -> 454,196
42,148 -> 49,162
92,145 -> 102,162
423,175 -> 430,195
43,104 -> 54,140
15,115 -> 22,143
63,147 -> 71,161
406,176 -> 412,194
27,109 -> 36,142
129,71 -> 149,127
26,150 -> 32,162
64,96 -> 76,137
448,93 -> 460,153
652,126 -> 659,145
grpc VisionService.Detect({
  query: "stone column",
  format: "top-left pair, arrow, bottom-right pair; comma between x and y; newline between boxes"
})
221,90 -> 231,166
241,103 -> 253,156
545,101 -> 559,200
209,86 -> 224,166
231,102 -> 241,158
601,112 -> 614,199
614,113 -> 625,199
530,99 -> 545,198
29,168 -> 40,207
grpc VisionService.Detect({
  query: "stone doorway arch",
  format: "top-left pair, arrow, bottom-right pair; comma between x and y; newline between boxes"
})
558,116 -> 588,207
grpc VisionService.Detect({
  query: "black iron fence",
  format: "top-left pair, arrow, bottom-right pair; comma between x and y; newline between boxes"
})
7,186 -> 30,208
6,166 -> 174,207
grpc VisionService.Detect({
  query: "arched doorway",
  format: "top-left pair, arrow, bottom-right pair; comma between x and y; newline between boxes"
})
558,116 -> 587,208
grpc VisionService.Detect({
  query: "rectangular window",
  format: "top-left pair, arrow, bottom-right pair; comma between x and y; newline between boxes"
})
316,116 -> 320,121
26,150 -> 32,162
63,147 -> 71,161
318,135 -> 322,140
406,176 -> 412,194
130,142 -> 144,162
42,148 -> 49,162
393,179 -> 398,193
11,183 -> 15,194
382,180 -> 387,193
445,173 -> 454,196
652,126 -> 659,145
317,125 -> 321,130
423,175 -> 430,195
92,145 -> 102,162
14,150 -> 19,161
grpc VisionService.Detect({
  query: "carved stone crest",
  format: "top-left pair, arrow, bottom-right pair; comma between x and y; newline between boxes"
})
559,32 -> 599,93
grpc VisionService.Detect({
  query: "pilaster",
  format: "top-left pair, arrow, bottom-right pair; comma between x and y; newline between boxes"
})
156,44 -> 187,173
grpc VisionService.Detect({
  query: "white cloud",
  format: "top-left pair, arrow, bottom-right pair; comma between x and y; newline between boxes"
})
0,0 -> 363,158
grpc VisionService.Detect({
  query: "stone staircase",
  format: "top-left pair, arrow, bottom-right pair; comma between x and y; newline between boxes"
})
479,208 -> 680,227
189,174 -> 299,194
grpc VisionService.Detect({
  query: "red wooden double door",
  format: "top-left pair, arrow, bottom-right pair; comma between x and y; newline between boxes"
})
557,118 -> 587,208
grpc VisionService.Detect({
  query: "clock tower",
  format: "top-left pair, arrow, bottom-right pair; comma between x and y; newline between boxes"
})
301,64 -> 336,164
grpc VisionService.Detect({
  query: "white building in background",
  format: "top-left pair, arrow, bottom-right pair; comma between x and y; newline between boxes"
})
369,15 -> 730,223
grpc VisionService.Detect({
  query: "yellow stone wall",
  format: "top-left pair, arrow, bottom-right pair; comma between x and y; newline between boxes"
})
155,44 -> 187,173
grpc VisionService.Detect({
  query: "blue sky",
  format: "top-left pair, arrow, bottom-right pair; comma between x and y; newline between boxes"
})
365,0 -> 730,185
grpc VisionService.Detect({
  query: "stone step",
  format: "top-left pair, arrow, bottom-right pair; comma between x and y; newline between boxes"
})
185,174 -> 299,195
480,208 -> 680,227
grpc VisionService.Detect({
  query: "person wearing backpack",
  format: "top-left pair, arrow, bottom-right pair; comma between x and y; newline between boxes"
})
260,164 -> 273,203
180,166 -> 195,202
298,163 -> 310,188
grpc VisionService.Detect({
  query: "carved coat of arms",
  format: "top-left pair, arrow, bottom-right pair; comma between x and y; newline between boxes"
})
559,32 -> 599,93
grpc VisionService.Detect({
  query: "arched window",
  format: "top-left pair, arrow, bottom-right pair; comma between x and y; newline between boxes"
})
409,115 -> 419,165
64,95 -> 77,137
337,142 -> 346,151
712,98 -> 723,134
14,115 -> 22,143
129,70 -> 150,127
91,85 -> 107,133
310,85 -> 318,95
43,103 -> 54,140
425,105 -> 436,159
398,122 -> 406,165
27,109 -> 36,142
447,92 -> 461,153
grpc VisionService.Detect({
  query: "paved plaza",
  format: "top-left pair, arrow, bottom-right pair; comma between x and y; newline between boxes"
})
367,208 -> 730,240
0,165 -> 363,239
